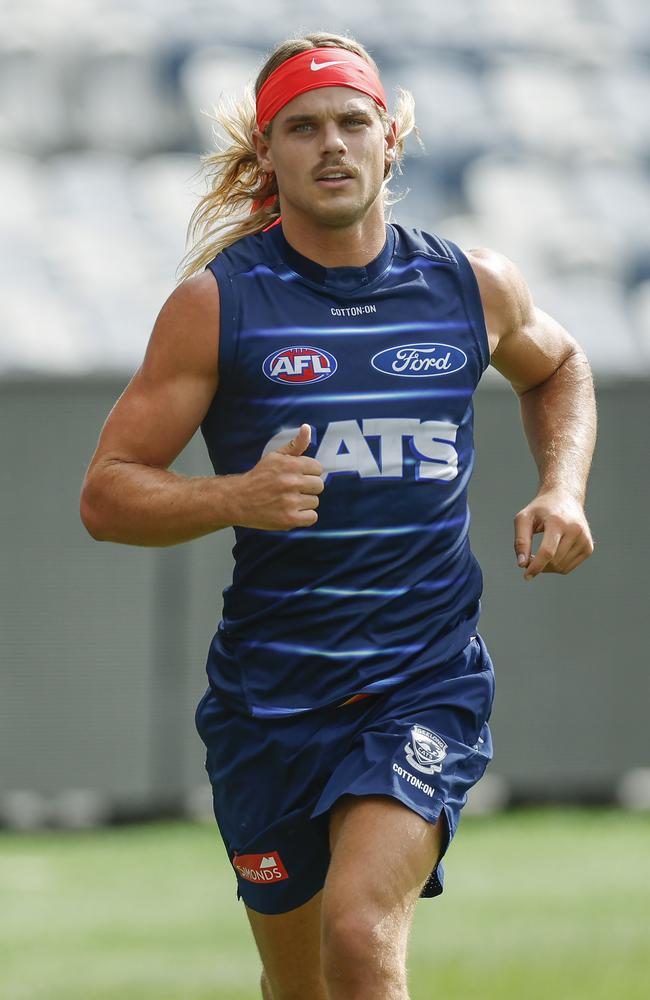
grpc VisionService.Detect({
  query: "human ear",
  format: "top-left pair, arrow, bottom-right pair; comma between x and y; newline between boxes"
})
384,119 -> 397,166
252,128 -> 274,173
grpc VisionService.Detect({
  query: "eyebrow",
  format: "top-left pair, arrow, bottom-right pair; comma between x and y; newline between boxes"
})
282,108 -> 374,124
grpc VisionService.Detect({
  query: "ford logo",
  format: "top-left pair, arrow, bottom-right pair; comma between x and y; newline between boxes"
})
371,342 -> 467,377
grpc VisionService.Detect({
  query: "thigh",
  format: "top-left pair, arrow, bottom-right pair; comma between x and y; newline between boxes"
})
325,794 -> 446,947
311,634 -> 495,898
245,891 -> 327,1000
243,798 -> 443,998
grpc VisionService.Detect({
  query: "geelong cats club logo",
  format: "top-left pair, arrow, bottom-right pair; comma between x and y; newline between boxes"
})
263,346 -> 337,384
404,726 -> 448,775
371,343 -> 467,377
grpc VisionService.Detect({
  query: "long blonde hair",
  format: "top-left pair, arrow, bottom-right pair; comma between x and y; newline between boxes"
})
176,32 -> 418,283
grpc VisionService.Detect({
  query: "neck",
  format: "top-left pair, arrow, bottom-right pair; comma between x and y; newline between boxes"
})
278,202 -> 387,268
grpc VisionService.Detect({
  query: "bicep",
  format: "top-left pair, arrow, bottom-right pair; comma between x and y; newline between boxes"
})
88,271 -> 220,472
491,305 -> 580,396
467,247 -> 580,396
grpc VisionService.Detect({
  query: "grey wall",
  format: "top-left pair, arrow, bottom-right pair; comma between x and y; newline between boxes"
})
471,382 -> 647,797
0,377 -> 647,821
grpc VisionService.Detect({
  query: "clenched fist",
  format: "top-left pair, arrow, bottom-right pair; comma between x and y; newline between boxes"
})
233,424 -> 324,531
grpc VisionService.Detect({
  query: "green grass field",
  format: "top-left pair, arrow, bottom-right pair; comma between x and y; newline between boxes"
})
2,809 -> 649,1000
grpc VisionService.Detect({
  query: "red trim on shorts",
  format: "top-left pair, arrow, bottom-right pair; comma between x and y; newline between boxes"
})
338,692 -> 373,707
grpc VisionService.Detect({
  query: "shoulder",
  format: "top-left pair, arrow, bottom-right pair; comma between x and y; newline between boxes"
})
157,270 -> 221,346
462,247 -> 535,349
142,269 -> 220,379
169,269 -> 220,314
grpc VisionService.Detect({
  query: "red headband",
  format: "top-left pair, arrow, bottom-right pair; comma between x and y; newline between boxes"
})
256,47 -> 389,132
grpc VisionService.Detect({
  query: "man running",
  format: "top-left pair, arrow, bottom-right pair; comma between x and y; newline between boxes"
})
81,31 -> 596,1000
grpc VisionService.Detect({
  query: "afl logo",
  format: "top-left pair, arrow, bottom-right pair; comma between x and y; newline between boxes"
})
371,343 -> 467,377
262,346 -> 337,384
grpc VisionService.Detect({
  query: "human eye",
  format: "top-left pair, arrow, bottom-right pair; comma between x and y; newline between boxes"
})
292,122 -> 316,132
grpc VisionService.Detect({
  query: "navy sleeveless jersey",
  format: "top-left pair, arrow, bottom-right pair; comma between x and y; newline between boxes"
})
200,222 -> 490,717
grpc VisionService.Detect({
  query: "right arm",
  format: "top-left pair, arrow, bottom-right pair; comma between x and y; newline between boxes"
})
80,272 -> 323,546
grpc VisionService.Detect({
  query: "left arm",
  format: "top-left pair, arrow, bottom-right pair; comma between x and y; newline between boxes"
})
467,248 -> 596,580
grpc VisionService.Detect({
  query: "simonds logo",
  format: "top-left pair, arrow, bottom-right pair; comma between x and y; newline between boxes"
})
371,343 -> 467,377
232,850 -> 289,884
263,346 -> 337,384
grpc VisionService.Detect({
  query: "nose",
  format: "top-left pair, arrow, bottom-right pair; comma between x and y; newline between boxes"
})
319,120 -> 347,157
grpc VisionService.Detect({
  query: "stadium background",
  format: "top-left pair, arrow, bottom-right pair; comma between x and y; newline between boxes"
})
1,1 -> 649,998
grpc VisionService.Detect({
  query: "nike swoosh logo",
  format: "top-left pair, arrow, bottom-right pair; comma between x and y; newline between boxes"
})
310,58 -> 347,71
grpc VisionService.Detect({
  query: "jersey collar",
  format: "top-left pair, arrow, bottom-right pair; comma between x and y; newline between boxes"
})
267,222 -> 395,292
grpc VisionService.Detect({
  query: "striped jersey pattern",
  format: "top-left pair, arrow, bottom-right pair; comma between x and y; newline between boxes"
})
201,222 -> 490,717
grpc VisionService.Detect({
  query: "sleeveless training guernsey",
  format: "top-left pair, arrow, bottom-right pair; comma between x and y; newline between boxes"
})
200,222 -> 490,717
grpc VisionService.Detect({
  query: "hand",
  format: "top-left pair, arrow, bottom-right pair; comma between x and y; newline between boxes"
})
234,424 -> 324,531
514,491 -> 594,581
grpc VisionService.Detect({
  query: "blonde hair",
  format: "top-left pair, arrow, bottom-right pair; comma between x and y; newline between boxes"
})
176,32 -> 419,283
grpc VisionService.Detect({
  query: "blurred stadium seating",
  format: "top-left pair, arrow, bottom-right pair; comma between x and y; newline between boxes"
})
0,0 -> 648,374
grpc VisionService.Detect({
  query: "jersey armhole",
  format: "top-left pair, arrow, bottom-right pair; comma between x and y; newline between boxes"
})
439,238 -> 491,375
205,255 -> 238,383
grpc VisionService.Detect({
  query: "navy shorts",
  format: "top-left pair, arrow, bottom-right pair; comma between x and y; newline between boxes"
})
194,634 -> 495,915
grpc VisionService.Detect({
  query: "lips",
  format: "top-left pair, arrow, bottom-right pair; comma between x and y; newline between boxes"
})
316,167 -> 355,182
317,177 -> 352,188
316,171 -> 355,191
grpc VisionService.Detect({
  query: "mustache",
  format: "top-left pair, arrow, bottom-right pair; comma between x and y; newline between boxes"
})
313,161 -> 359,179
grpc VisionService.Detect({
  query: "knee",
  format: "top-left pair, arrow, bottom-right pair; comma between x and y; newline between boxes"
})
321,907 -> 401,991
